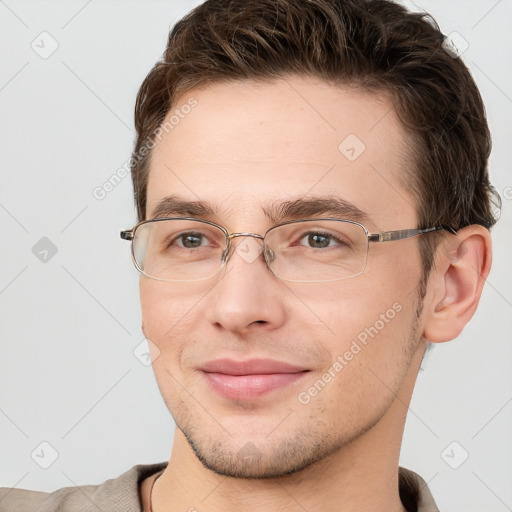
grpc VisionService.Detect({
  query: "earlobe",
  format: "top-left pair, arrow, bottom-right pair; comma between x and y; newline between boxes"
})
423,225 -> 492,343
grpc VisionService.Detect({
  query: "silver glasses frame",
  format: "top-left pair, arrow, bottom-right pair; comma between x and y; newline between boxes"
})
120,217 -> 455,283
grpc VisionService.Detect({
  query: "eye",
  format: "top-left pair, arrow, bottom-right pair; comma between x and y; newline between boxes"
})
298,231 -> 347,249
172,231 -> 210,249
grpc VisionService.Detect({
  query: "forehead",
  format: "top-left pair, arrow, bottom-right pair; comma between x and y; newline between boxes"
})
147,77 -> 416,229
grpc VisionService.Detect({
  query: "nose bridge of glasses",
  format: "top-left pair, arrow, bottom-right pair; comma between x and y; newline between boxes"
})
227,232 -> 265,241
222,232 -> 267,264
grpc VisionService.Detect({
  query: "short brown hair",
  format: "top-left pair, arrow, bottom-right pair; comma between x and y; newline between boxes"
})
130,0 -> 499,277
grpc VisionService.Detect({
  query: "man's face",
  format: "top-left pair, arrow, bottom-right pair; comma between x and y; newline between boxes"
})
141,77 -> 428,478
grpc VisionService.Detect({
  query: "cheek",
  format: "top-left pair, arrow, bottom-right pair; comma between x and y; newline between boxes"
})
295,262 -> 420,391
140,279 -> 206,408
139,278 -> 204,352
292,262 -> 416,337
314,299 -> 416,413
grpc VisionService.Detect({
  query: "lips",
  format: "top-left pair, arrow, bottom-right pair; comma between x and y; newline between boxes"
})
200,358 -> 308,375
199,358 -> 310,400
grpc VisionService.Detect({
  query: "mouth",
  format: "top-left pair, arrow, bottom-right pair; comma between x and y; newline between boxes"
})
199,358 -> 310,400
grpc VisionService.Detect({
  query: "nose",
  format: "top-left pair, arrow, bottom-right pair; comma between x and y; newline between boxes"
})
205,235 -> 287,335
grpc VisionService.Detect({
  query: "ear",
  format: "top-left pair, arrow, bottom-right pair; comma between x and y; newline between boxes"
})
423,225 -> 492,343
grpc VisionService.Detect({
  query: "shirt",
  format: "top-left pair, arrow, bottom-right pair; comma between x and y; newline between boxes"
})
0,463 -> 439,511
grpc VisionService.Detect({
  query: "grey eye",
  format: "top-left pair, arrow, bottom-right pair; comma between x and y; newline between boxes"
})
180,233 -> 203,248
305,233 -> 331,248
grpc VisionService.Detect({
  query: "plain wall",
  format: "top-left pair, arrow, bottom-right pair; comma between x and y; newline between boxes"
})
1,1 -> 511,510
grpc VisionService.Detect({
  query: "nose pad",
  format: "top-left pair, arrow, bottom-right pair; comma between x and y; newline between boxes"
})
220,245 -> 229,266
264,246 -> 275,264
220,245 -> 232,265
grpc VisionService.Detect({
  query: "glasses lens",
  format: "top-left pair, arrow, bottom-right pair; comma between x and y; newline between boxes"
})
265,220 -> 368,282
132,219 -> 226,281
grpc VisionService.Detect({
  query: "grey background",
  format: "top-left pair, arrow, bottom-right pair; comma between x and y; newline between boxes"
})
0,0 -> 511,510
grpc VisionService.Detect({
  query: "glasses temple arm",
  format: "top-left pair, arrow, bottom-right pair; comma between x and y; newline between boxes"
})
368,225 -> 455,243
120,230 -> 134,240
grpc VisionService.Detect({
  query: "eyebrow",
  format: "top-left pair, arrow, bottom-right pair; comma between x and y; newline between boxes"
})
151,195 -> 215,219
150,195 -> 370,224
263,196 -> 369,224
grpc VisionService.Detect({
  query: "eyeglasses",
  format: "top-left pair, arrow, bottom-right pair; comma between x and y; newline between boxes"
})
120,217 -> 453,283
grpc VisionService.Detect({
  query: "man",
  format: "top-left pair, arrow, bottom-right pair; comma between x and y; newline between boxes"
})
0,0 -> 498,510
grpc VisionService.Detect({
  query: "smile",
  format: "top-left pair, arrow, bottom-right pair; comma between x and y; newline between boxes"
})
199,358 -> 310,400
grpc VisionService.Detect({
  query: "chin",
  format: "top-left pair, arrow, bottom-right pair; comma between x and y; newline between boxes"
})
179,420 -> 366,480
